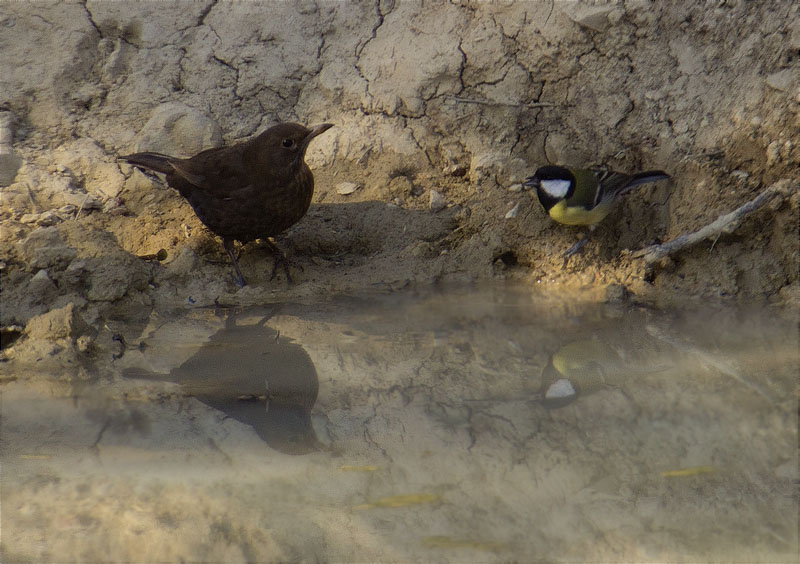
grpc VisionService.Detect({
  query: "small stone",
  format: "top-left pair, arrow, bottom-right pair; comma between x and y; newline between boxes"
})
507,183 -> 523,193
569,5 -> 616,32
545,378 -> 576,400
64,258 -> 89,285
429,190 -> 446,212
103,198 -> 130,215
444,164 -> 467,177
19,213 -> 40,224
61,191 -> 102,210
765,69 -> 795,92
35,211 -> 62,227
336,181 -> 360,195
504,203 -> 520,219
29,269 -> 58,301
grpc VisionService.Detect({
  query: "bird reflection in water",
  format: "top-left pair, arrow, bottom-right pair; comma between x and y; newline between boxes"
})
124,308 -> 320,454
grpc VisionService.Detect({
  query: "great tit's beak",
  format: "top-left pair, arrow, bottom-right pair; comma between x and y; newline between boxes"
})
521,176 -> 538,190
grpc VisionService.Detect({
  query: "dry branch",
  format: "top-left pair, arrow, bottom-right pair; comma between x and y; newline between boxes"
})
635,179 -> 796,266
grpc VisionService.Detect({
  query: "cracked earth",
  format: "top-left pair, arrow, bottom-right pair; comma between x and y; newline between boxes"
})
0,1 -> 798,561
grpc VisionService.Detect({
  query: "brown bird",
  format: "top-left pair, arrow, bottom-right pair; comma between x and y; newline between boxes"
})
120,122 -> 333,286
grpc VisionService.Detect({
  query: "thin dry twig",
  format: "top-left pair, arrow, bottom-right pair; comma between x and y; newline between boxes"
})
452,96 -> 557,109
75,193 -> 90,220
634,179 -> 796,266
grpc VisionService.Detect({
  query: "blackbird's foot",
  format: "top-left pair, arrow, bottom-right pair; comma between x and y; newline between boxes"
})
261,239 -> 293,283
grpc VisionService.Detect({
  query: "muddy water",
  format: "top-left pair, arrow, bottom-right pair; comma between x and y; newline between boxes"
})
2,285 -> 797,562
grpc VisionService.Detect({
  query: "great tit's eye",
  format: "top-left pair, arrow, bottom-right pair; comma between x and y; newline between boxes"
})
282,138 -> 295,148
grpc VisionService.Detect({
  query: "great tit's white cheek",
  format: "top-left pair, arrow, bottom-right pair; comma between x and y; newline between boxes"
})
540,179 -> 571,198
545,378 -> 576,399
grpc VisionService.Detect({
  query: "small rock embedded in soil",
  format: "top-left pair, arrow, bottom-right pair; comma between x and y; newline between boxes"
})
765,69 -> 796,92
504,203 -> 520,219
336,181 -> 360,195
429,189 -> 446,212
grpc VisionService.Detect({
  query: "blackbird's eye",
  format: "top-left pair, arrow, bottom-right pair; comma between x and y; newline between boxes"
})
282,138 -> 295,148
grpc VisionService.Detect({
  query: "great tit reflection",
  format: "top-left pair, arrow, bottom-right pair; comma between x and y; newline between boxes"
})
540,338 -> 672,409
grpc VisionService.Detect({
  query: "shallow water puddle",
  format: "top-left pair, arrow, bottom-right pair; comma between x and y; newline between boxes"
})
2,286 -> 797,562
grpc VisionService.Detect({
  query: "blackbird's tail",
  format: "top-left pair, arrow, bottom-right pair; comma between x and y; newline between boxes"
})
119,152 -> 176,175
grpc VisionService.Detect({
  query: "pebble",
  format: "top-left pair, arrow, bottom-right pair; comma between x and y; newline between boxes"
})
569,5 -> 616,32
765,69 -> 795,92
336,181 -> 360,195
29,269 -> 57,299
504,203 -> 519,219
545,378 -> 576,400
61,191 -> 102,210
429,190 -> 446,212
443,164 -> 467,177
35,211 -> 62,226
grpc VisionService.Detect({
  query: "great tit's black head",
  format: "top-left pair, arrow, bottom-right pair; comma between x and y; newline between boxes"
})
524,166 -> 575,211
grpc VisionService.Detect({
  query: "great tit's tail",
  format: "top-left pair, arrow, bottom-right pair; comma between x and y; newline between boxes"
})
623,170 -> 670,192
118,152 -> 176,175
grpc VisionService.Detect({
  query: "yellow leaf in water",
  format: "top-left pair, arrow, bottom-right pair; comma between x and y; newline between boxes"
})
661,465 -> 716,478
353,493 -> 441,510
339,465 -> 378,472
422,536 -> 504,552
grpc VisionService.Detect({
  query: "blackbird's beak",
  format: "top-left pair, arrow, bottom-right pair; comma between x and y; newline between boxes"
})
306,123 -> 333,141
300,123 -> 333,155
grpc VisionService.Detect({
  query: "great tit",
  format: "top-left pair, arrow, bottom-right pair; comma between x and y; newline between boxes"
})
523,166 -> 670,256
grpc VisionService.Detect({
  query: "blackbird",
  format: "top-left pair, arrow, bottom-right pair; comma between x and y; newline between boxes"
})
120,122 -> 333,286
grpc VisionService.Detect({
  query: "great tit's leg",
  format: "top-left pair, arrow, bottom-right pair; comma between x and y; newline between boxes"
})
563,232 -> 591,257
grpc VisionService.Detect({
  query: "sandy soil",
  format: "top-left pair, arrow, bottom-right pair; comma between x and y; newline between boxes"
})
1,2 -> 798,338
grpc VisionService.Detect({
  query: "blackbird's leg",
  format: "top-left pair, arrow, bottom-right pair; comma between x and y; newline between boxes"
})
262,239 -> 292,283
223,237 -> 247,287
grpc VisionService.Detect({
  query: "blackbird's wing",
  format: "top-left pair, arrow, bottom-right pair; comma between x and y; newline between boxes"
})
169,144 -> 254,197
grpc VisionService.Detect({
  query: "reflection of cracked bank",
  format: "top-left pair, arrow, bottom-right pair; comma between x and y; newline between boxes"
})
121,308 -> 321,455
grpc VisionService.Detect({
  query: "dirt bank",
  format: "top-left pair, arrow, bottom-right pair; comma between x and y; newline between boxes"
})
1,1 -> 798,353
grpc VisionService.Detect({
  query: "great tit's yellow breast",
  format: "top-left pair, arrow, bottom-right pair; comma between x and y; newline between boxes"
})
548,199 -> 613,226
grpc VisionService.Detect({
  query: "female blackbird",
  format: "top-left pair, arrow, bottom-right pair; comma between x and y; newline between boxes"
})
121,122 -> 333,286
